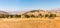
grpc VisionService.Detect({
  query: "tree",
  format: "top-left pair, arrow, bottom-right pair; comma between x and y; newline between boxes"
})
45,14 -> 49,18
15,15 -> 21,18
30,15 -> 35,18
39,14 -> 43,18
0,15 -> 4,18
49,14 -> 56,18
24,15 -> 30,18
20,15 -> 21,18
4,15 -> 9,18
0,14 -> 8,18
9,15 -> 13,18
48,14 -> 56,19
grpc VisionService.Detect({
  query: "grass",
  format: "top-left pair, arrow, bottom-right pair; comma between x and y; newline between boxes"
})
0,18 -> 59,28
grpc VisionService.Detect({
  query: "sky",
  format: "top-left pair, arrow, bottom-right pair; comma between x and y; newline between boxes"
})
0,0 -> 60,12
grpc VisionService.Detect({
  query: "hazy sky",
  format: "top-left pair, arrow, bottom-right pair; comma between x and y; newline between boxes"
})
0,0 -> 60,12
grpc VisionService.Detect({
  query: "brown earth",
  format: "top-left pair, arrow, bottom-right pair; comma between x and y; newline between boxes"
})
0,18 -> 60,28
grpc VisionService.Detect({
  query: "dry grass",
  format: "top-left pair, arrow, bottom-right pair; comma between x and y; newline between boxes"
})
0,18 -> 60,28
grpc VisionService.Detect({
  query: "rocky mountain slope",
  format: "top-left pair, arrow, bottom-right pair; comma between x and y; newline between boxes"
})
20,9 -> 60,18
0,11 -> 8,15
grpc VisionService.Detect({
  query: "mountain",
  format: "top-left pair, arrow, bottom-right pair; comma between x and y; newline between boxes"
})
0,11 -> 9,15
20,10 -> 51,17
50,8 -> 60,12
20,9 -> 60,18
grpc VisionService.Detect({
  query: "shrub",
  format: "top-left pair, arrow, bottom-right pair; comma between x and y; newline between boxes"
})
15,15 -> 21,18
49,14 -> 56,18
0,14 -> 9,18
24,15 -> 30,18
39,14 -> 43,18
30,15 -> 35,18
0,15 -> 4,18
9,15 -> 13,18
45,14 -> 49,17
5,15 -> 9,18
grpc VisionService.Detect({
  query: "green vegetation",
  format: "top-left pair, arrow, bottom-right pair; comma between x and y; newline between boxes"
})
0,14 -> 9,18
9,15 -> 14,18
0,14 -> 21,18
39,14 -> 43,18
30,15 -> 35,18
49,14 -> 56,18
0,10 -> 57,18
24,15 -> 30,18
15,15 -> 21,18
0,14 -> 57,18
44,14 -> 56,18
45,14 -> 49,17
